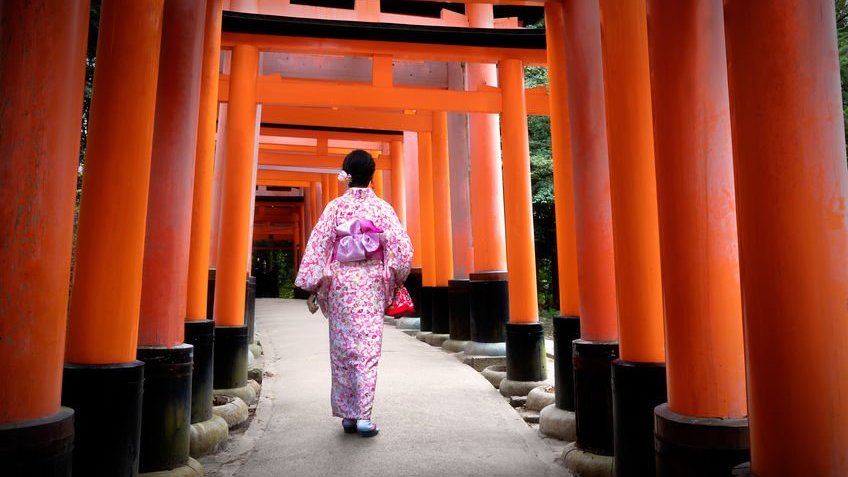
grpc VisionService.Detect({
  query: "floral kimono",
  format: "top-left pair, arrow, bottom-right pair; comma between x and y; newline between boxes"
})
295,187 -> 413,419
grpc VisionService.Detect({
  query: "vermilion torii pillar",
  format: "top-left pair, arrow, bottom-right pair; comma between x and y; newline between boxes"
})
185,0 -> 224,444
724,1 -> 848,475
497,58 -> 548,397
63,1 -> 164,475
137,0 -> 206,472
426,111 -> 455,347
647,1 -> 749,475
390,140 -> 407,226
416,131 -> 438,342
598,1 -> 667,474
539,0 -> 582,443
372,169 -> 385,198
213,44 -> 258,395
0,1 -> 88,474
561,0 -> 620,471
465,4 -> 510,363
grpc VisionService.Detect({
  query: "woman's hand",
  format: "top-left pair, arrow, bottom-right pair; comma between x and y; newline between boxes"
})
307,293 -> 319,314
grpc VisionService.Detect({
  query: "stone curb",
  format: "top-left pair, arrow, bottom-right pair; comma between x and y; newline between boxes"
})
189,415 -> 229,458
481,365 -> 507,389
139,457 -> 204,477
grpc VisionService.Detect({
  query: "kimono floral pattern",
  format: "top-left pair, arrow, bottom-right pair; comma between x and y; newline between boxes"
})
295,187 -> 413,419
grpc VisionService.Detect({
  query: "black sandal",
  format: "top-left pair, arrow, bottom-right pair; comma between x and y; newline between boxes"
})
342,419 -> 357,433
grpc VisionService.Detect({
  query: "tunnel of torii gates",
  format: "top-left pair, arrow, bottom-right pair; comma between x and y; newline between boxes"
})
1,0 -> 847,476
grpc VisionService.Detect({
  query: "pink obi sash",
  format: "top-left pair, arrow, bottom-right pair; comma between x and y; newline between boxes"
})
332,218 -> 384,263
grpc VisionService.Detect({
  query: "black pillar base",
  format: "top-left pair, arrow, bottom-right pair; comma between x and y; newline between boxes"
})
136,344 -> 193,473
505,322 -> 547,382
0,408 -> 74,477
612,360 -> 667,476
419,286 -> 434,332
552,315 -> 580,411
447,279 -> 471,341
431,286 -> 450,335
469,271 -> 509,343
406,267 -> 423,318
214,325 -> 248,389
62,361 -> 144,476
245,276 -> 257,343
185,320 -> 215,424
573,339 -> 619,456
655,403 -> 749,477
206,268 -> 216,322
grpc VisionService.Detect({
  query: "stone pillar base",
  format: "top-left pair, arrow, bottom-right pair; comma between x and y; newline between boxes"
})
464,340 -> 506,357
499,378 -> 549,398
481,365 -> 507,388
562,442 -> 613,477
189,415 -> 229,457
540,404 -> 576,441
0,408 -> 74,477
416,331 -> 432,342
441,339 -> 469,353
214,379 -> 260,406
526,385 -> 555,411
462,354 -> 505,372
396,317 -> 420,330
139,457 -> 203,477
655,403 -> 749,477
425,333 -> 450,347
212,396 -> 250,429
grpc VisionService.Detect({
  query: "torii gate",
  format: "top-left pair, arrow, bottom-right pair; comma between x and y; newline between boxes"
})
3,2 -> 848,477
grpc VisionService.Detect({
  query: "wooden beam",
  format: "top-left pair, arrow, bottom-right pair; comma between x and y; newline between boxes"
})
220,33 -> 547,65
259,151 -> 392,169
259,127 -> 403,143
257,179 -> 312,188
220,75 -> 550,115
257,169 -> 324,183
260,142 -> 383,157
261,105 -> 433,131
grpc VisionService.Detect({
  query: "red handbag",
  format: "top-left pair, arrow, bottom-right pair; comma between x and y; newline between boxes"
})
386,285 -> 415,318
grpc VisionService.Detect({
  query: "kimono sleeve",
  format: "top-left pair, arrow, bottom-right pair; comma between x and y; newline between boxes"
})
294,200 -> 337,293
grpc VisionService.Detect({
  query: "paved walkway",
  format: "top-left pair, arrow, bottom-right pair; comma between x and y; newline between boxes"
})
202,298 -> 570,477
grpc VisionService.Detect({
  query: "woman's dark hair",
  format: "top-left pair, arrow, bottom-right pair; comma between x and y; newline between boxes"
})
342,149 -> 376,188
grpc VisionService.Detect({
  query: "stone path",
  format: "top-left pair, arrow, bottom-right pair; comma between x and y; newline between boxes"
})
201,298 -> 570,477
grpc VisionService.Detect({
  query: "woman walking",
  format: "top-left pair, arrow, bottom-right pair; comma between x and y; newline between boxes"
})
295,150 -> 413,437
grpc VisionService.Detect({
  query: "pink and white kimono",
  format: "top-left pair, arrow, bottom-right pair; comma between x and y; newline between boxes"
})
295,187 -> 413,420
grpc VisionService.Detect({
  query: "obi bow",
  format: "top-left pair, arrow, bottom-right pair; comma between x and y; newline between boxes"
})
333,218 -> 384,263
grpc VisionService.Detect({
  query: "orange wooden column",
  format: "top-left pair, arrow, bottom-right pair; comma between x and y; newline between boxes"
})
467,4 -> 507,273
213,44 -> 258,328
136,1 -> 206,471
432,112 -> 454,287
499,60 -> 538,325
430,112 -> 454,339
62,1 -> 164,474
465,4 -> 511,357
498,58 -> 547,395
417,131 -> 437,337
322,175 -> 331,208
725,1 -> 848,475
647,1 -> 748,473
329,174 -> 340,199
561,0 -> 620,463
390,140 -> 407,226
372,169 -> 385,198
0,4 -> 88,467
598,0 -> 667,471
139,0 -> 206,349
187,0 -> 223,323
544,1 -> 580,320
